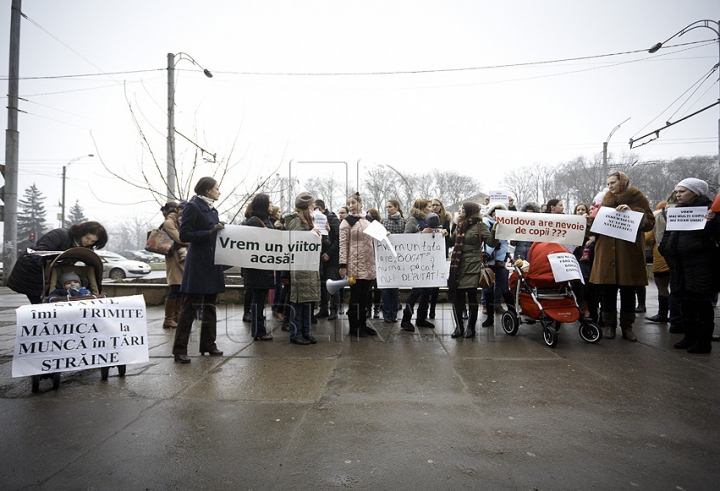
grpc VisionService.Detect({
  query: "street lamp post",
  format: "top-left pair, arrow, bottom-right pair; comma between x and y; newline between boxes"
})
61,154 -> 93,227
603,117 -> 631,176
648,19 -> 720,190
167,53 -> 213,202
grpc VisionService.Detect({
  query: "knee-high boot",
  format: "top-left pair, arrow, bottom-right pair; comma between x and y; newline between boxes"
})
646,296 -> 669,323
619,312 -> 637,342
163,297 -> 180,329
463,303 -> 479,338
451,300 -> 465,338
401,306 -> 415,332
481,304 -> 494,328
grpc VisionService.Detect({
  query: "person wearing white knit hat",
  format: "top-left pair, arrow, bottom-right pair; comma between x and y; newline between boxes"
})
658,178 -> 720,354
675,177 -> 709,198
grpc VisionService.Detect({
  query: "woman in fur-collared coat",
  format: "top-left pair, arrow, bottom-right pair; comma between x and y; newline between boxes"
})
588,172 -> 654,342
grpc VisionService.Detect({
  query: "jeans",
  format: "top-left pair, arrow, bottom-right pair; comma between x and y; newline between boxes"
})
381,288 -> 400,320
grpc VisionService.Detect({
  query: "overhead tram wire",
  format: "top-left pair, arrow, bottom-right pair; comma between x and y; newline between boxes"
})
1,39 -> 713,83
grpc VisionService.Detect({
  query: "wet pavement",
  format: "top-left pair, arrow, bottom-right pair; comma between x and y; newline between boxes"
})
1,286 -> 719,490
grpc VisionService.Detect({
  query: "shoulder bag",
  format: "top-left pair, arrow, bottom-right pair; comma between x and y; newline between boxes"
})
145,225 -> 175,256
477,223 -> 495,290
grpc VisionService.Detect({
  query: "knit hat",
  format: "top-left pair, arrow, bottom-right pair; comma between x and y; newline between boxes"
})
487,202 -> 508,217
675,178 -> 708,197
294,192 -> 314,210
59,271 -> 81,288
425,212 -> 441,228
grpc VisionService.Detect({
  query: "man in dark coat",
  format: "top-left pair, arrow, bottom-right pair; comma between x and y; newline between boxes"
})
314,200 -> 341,320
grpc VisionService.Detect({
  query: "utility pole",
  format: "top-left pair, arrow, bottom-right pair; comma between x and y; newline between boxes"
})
3,0 -> 22,285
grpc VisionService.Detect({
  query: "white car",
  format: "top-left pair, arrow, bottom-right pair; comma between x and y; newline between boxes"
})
96,251 -> 152,280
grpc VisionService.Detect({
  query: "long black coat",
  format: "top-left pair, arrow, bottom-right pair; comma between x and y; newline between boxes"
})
240,215 -> 275,289
7,228 -> 76,297
659,196 -> 720,295
179,197 -> 226,295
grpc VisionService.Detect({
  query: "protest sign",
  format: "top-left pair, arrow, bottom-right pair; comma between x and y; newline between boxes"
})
375,234 -> 448,288
363,220 -> 395,256
589,206 -> 643,243
489,190 -> 509,205
12,295 -> 148,378
494,210 -> 587,246
215,225 -> 321,271
666,206 -> 708,231
548,253 -> 584,284
313,210 -> 328,235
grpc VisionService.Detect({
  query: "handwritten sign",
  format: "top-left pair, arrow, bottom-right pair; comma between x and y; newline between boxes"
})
374,234 -> 448,288
494,210 -> 587,246
666,206 -> 708,231
548,253 -> 584,284
13,295 -> 148,378
590,206 -> 643,243
215,225 -> 321,271
488,190 -> 509,205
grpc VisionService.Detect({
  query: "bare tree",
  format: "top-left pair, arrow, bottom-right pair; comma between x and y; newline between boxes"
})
305,175 -> 344,213
501,167 -> 539,206
92,85 -> 281,222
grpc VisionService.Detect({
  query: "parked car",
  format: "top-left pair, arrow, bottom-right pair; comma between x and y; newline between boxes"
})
118,250 -> 164,263
97,251 -> 151,279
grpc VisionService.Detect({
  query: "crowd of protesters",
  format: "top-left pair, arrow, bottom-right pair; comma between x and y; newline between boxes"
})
16,173 -> 714,363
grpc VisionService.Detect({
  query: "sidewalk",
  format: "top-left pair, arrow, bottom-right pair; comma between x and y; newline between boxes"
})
1,287 -> 719,490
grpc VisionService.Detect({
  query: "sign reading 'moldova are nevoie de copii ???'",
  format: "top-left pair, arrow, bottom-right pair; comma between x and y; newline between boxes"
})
12,295 -> 148,377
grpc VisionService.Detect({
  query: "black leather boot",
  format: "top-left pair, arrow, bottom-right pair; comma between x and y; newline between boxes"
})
646,296 -> 669,323
400,306 -> 415,332
481,304 -> 494,328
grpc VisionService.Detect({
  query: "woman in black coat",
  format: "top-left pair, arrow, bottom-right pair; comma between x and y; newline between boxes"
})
659,178 -> 720,354
172,177 -> 226,363
242,193 -> 275,341
7,221 -> 108,304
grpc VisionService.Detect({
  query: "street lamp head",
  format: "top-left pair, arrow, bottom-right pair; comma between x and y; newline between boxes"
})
648,42 -> 662,54
203,69 -> 213,78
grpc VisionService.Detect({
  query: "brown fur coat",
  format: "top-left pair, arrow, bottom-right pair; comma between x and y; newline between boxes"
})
589,186 -> 655,286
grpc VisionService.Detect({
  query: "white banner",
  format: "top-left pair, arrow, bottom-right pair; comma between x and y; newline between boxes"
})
589,206 -> 643,243
12,295 -> 148,378
215,224 -> 321,271
548,253 -> 584,284
494,210 -> 587,246
374,234 -> 449,288
666,206 -> 708,231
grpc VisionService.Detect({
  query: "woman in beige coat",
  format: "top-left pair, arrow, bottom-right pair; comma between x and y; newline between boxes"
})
588,172 -> 654,341
339,192 -> 377,338
161,202 -> 188,329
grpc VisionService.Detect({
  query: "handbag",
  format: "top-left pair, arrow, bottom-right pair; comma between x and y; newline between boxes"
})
477,223 -> 496,290
145,226 -> 175,256
479,266 -> 496,290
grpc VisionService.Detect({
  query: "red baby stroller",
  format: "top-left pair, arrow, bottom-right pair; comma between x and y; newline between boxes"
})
501,242 -> 602,347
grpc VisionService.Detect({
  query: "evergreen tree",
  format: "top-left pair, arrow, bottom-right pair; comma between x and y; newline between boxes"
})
17,183 -> 48,242
67,199 -> 88,226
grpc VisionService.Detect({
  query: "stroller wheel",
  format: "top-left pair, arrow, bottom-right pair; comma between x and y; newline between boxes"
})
579,320 -> 602,343
501,311 -> 519,336
542,322 -> 559,348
